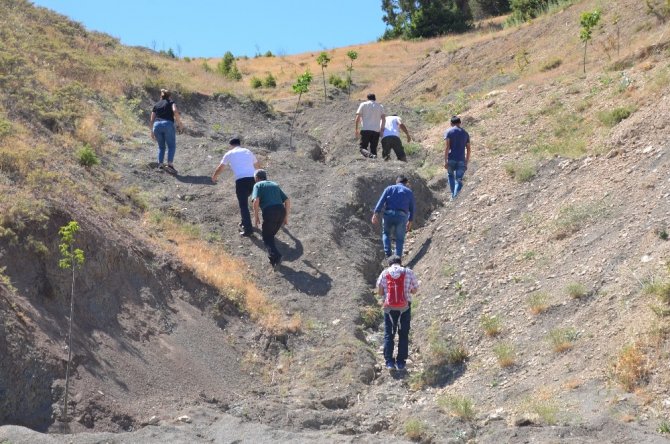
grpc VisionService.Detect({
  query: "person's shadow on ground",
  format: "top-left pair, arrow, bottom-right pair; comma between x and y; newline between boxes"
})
174,175 -> 215,185
277,259 -> 332,296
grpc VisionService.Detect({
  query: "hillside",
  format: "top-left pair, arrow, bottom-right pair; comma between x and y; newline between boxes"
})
1,0 -> 670,443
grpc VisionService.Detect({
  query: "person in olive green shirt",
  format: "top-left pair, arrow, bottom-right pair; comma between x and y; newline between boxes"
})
251,169 -> 290,268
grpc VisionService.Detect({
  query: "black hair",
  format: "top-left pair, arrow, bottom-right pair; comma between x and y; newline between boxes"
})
229,137 -> 241,146
254,169 -> 267,181
387,255 -> 402,266
396,175 -> 408,184
367,93 -> 376,101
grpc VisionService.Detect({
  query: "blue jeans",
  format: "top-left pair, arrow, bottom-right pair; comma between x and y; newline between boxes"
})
447,160 -> 466,198
382,210 -> 409,257
153,120 -> 176,164
384,305 -> 411,364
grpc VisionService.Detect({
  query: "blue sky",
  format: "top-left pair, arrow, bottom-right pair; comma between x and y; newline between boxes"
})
31,1 -> 388,58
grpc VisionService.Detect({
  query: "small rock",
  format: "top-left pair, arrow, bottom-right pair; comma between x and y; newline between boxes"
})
605,149 -> 619,159
641,255 -> 652,263
511,413 -> 540,427
642,145 -> 654,154
146,415 -> 160,426
177,415 -> 192,424
332,319 -> 341,326
486,100 -> 496,108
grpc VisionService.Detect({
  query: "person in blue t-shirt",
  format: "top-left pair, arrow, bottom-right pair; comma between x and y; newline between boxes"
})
371,175 -> 415,258
443,115 -> 471,200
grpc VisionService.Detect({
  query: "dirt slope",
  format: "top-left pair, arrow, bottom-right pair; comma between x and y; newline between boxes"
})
2,0 -> 670,442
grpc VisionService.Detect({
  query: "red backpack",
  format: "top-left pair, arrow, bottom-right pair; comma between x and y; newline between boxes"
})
384,269 -> 408,309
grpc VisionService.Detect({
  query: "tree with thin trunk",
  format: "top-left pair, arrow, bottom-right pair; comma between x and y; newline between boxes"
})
346,50 -> 358,97
580,9 -> 601,74
289,70 -> 313,147
316,52 -> 331,103
58,221 -> 85,420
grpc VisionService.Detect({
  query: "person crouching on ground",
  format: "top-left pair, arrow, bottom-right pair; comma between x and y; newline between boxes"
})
381,114 -> 411,161
377,255 -> 419,370
371,175 -> 415,258
252,169 -> 290,268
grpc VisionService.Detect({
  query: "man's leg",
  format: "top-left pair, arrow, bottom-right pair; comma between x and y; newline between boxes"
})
394,214 -> 409,257
369,131 -> 380,157
391,137 -> 407,161
383,310 -> 399,366
261,205 -> 285,264
235,177 -> 255,234
447,160 -> 457,198
453,161 -> 466,198
381,212 -> 394,257
360,130 -> 372,152
381,137 -> 392,160
396,305 -> 411,365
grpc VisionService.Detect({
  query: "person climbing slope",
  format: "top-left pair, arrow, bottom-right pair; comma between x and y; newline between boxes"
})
377,255 -> 419,370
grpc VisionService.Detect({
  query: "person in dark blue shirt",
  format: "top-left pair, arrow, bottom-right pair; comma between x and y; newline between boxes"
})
371,175 -> 415,258
444,115 -> 471,200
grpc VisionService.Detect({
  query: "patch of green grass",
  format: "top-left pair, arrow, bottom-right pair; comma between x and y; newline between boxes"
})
404,142 -> 421,156
480,314 -> 502,337
493,342 -> 516,368
404,418 -> 427,441
0,117 -> 12,139
359,305 -> 383,329
644,279 -> 670,305
437,394 -> 476,421
566,282 -> 588,299
548,327 -> 578,352
656,227 -> 668,241
527,292 -> 549,315
442,264 -> 456,278
250,76 -> 262,89
552,199 -> 610,239
121,186 -> 148,211
522,250 -> 536,261
76,143 -> 99,167
521,395 -> 560,425
658,421 -> 670,434
504,160 -> 536,182
597,106 -> 635,127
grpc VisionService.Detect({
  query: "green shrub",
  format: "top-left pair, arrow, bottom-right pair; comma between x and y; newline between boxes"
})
264,50 -> 274,57
404,418 -> 427,441
566,282 -> 588,299
359,305 -> 383,329
328,74 -> 349,90
527,292 -> 549,314
404,142 -> 421,156
0,118 -> 11,139
438,394 -> 476,421
493,342 -> 516,367
77,144 -> 99,167
263,73 -> 277,88
504,160 -> 536,182
250,77 -> 263,89
481,314 -> 502,336
548,327 -> 578,352
597,106 -> 635,127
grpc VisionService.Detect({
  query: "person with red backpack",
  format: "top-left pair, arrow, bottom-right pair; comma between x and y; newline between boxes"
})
377,255 -> 419,370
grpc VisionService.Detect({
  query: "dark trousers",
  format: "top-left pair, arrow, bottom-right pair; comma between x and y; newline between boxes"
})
383,305 -> 411,364
261,204 -> 286,261
359,130 -> 380,157
235,177 -> 256,232
381,136 -> 407,161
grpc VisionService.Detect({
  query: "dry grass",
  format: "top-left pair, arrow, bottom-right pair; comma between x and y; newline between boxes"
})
612,343 -> 648,392
437,393 -> 476,421
154,217 -> 300,334
527,292 -> 549,315
493,342 -> 516,368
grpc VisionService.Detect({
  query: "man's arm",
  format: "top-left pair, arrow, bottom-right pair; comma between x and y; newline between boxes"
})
465,141 -> 471,164
444,138 -> 451,169
211,163 -> 225,183
379,114 -> 386,134
253,198 -> 261,227
354,114 -> 361,137
283,198 -> 290,226
399,123 -> 411,143
371,188 -> 388,225
150,111 -> 156,140
406,193 -> 416,232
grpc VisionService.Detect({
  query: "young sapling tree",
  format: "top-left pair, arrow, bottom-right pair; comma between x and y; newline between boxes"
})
316,52 -> 331,103
58,221 -> 85,420
289,70 -> 313,147
580,9 -> 601,73
346,50 -> 358,97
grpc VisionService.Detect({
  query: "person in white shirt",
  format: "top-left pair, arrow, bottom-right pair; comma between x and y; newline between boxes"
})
354,93 -> 385,159
211,137 -> 259,237
381,115 -> 411,161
